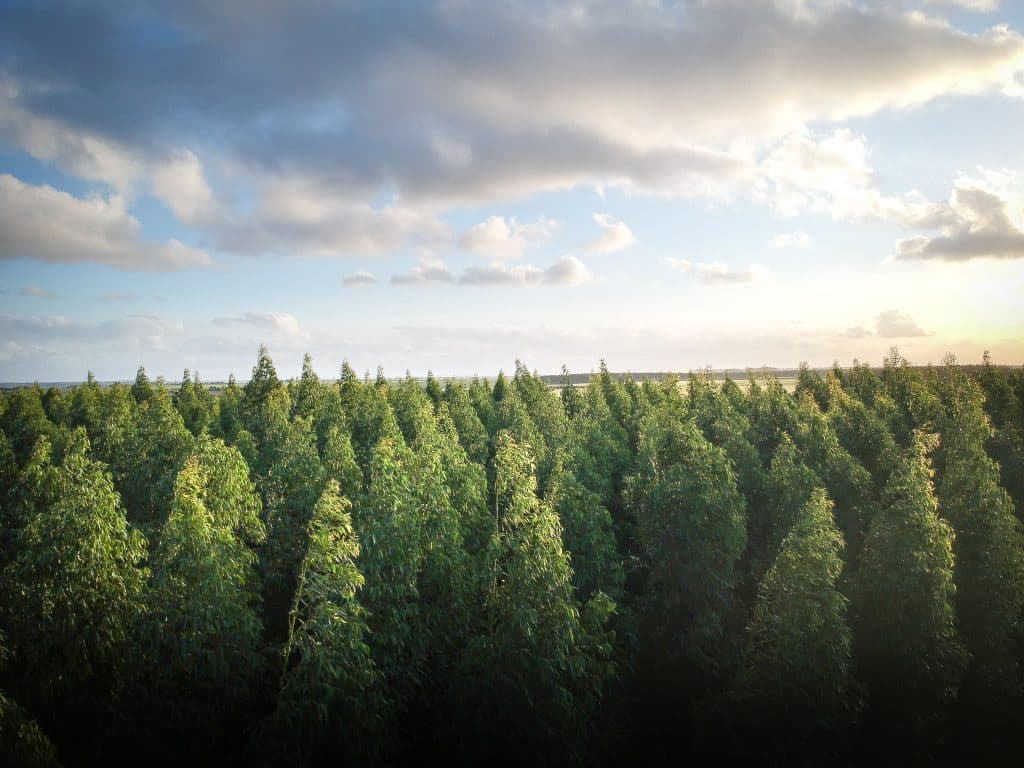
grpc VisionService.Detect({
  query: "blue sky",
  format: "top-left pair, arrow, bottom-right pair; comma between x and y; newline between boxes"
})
1,0 -> 1023,381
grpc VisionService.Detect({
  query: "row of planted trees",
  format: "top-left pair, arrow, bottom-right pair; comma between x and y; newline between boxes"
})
1,349 -> 1023,766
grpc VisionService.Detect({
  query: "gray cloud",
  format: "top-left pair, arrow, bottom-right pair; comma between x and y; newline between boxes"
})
342,271 -> 377,288
1,0 -> 1022,261
391,255 -> 592,287
0,174 -> 212,270
895,186 -> 1024,261
875,309 -> 930,338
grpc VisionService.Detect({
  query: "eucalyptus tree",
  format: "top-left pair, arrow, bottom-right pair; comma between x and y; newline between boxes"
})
109,384 -> 194,534
1,430 -> 147,743
792,394 -> 874,559
935,362 -> 1024,700
119,453 -> 265,764
260,481 -> 383,766
849,432 -> 964,742
735,489 -> 857,759
826,373 -> 900,489
457,432 -> 611,765
442,380 -> 490,466
173,369 -> 217,437
629,406 -> 747,683
0,632 -> 59,768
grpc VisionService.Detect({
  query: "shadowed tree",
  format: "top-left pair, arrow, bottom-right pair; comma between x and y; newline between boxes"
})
456,432 -> 613,766
1,430 -> 147,753
733,488 -> 857,761
629,407 -> 747,684
118,455 -> 265,765
849,432 -> 964,750
935,361 -> 1024,704
259,481 -> 384,766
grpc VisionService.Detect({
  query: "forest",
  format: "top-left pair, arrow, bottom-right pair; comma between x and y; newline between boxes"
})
1,348 -> 1023,766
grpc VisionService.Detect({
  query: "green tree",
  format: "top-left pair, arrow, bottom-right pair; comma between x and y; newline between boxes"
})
457,432 -> 610,765
1,430 -> 147,737
261,481 -> 383,766
119,456 -> 264,764
849,432 -> 964,741
131,366 -> 154,405
735,489 -> 856,758
630,409 -> 747,679
109,385 -> 194,534
935,362 -> 1024,698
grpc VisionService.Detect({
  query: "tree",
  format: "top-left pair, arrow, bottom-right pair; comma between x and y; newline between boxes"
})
849,432 -> 964,742
456,432 -> 610,765
131,366 -> 154,405
109,385 -> 194,534
549,455 -> 625,605
735,489 -> 856,759
260,481 -> 383,765
630,408 -> 747,680
935,362 -> 1024,699
0,632 -> 59,768
442,380 -> 489,466
173,369 -> 217,437
358,435 -> 428,719
119,455 -> 264,764
1,430 -> 147,742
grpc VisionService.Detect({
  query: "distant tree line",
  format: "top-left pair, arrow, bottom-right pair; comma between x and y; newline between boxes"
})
1,348 -> 1023,766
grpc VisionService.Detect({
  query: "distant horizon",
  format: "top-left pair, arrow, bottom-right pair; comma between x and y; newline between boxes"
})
4,351 -> 1020,389
2,2 -> 1022,382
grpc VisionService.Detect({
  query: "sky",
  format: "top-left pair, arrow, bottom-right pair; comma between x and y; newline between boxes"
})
1,0 -> 1023,382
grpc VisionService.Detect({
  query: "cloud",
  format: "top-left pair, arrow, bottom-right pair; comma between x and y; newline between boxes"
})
585,213 -> 635,255
151,149 -> 214,225
391,255 -> 592,287
460,215 -> 558,259
876,309 -> 931,338
342,271 -> 377,288
923,0 -> 999,11
664,258 -> 768,285
212,177 -> 452,257
213,311 -> 308,342
772,231 -> 811,248
842,325 -> 873,339
0,174 -> 213,270
2,1 -> 1022,225
390,258 -> 456,286
21,285 -> 55,299
895,183 -> 1024,261
460,255 -> 593,287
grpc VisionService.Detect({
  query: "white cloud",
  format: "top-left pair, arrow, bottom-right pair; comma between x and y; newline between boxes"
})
664,258 -> 769,285
772,231 -> 811,248
342,271 -> 377,288
390,257 -> 456,286
151,150 -> 214,225
585,213 -> 636,255
391,255 -> 592,287
843,310 -> 931,338
459,215 -> 558,259
213,312 -> 309,343
21,285 -> 55,299
0,174 -> 213,270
